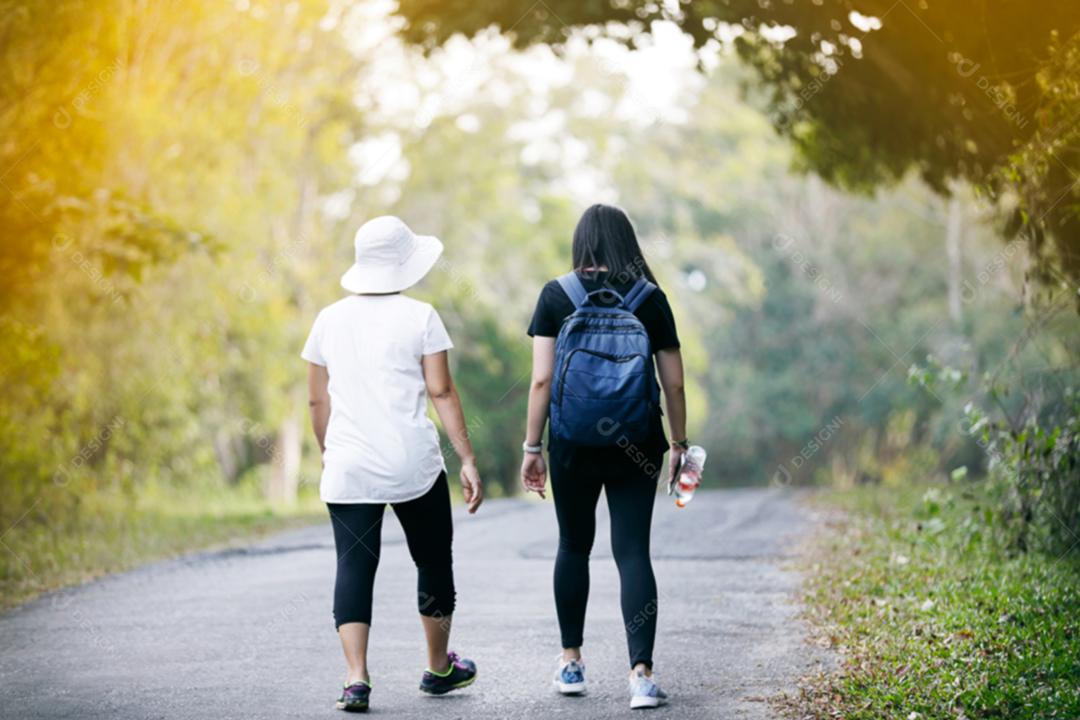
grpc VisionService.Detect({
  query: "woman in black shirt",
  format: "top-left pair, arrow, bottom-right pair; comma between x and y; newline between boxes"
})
522,203 -> 688,709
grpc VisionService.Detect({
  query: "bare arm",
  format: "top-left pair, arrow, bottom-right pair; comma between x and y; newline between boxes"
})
656,347 -> 688,477
521,336 -> 555,498
307,362 -> 330,456
422,350 -> 476,465
525,336 -> 555,446
422,350 -> 483,513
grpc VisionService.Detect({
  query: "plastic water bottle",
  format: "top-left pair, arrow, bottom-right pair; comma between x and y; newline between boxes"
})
671,446 -> 707,508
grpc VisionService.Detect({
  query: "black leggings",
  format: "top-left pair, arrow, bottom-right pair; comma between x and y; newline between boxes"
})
327,471 -> 455,628
549,445 -> 662,669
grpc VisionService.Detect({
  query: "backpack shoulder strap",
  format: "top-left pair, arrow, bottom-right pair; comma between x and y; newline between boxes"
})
556,272 -> 588,309
623,276 -> 657,312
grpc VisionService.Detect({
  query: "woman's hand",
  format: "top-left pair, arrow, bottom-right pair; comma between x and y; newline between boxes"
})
667,445 -> 687,486
460,460 -> 483,514
521,453 -> 548,499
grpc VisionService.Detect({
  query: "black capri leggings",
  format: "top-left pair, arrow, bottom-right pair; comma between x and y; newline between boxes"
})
326,471 -> 455,628
549,444 -> 662,669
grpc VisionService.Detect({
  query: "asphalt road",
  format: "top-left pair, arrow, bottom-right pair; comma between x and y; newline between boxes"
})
0,488 -> 831,719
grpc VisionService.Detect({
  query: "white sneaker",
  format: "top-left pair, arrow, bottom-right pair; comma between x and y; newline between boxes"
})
553,655 -> 587,695
629,670 -> 668,709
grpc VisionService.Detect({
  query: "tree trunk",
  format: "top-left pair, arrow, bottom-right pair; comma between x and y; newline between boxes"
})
266,412 -> 302,505
213,424 -> 243,484
945,195 -> 964,325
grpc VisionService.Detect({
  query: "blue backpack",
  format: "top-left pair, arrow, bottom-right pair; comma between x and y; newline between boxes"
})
550,272 -> 660,446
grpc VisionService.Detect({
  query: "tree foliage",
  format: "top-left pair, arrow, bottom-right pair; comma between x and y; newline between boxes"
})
395,0 -> 1080,287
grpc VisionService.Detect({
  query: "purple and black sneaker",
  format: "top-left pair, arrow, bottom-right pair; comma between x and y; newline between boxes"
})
419,651 -> 478,695
335,680 -> 371,713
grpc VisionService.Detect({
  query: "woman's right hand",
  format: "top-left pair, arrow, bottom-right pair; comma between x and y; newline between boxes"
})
521,453 -> 548,499
460,460 -> 484,514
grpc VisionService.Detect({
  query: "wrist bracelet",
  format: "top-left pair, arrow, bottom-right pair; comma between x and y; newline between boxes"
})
522,441 -> 543,454
671,439 -> 690,450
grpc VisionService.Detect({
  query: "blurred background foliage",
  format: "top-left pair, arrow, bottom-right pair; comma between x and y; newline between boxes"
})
398,0 -> 1080,287
0,0 -> 1077,605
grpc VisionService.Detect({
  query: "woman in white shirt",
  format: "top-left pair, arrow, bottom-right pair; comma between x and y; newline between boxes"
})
302,216 -> 483,713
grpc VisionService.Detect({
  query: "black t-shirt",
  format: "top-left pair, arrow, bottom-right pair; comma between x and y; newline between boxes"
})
527,270 -> 680,463
527,271 -> 681,350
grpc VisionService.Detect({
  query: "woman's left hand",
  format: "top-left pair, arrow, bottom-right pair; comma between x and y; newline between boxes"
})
521,452 -> 548,499
461,460 -> 484,514
667,445 -> 686,486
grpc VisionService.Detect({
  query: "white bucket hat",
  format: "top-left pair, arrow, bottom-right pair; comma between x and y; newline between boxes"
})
340,216 -> 443,294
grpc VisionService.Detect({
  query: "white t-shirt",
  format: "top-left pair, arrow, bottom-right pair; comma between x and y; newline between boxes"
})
301,294 -> 454,503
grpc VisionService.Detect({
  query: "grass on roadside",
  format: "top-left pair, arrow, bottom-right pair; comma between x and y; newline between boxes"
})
782,482 -> 1080,720
0,484 -> 325,612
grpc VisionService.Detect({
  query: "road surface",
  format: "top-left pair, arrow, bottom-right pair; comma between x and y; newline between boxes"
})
0,488 -> 831,719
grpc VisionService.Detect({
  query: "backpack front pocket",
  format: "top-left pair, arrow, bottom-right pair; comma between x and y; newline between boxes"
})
554,349 -> 653,445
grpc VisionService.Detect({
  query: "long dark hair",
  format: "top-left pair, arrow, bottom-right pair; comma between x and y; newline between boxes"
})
571,204 -> 658,285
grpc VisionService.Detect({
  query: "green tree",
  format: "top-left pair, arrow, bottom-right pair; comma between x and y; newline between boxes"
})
395,0 -> 1080,287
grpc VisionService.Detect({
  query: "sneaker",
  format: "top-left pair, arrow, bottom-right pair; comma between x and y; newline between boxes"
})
335,680 -> 371,713
628,670 -> 668,709
419,651 -> 478,695
553,655 -> 587,695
